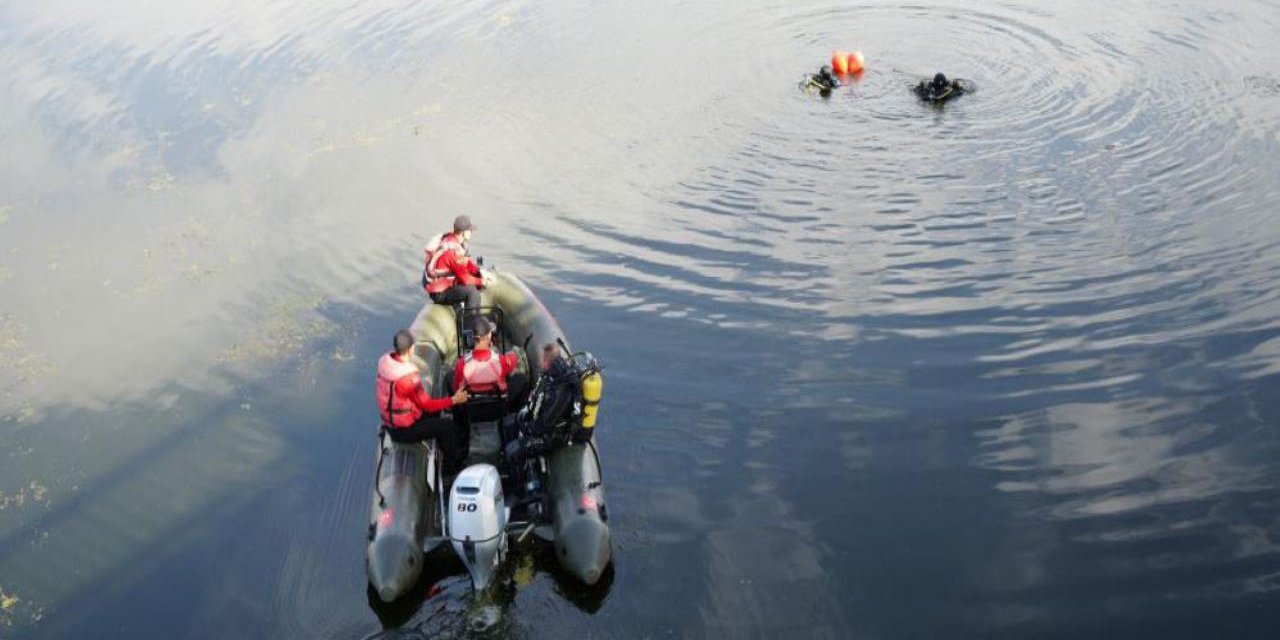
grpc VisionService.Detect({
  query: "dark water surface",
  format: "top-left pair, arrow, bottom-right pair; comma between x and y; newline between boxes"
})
3,0 -> 1280,637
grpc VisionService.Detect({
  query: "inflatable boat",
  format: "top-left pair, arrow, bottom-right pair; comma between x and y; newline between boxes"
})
366,270 -> 612,602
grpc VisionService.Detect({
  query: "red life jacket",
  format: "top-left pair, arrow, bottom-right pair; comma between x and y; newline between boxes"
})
462,350 -> 507,394
422,232 -> 467,294
376,353 -> 423,428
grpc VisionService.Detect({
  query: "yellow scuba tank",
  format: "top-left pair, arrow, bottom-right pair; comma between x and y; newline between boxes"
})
580,370 -> 603,429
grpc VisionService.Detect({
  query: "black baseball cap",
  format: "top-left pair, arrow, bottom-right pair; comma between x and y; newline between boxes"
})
393,329 -> 415,352
471,316 -> 495,336
453,215 -> 474,232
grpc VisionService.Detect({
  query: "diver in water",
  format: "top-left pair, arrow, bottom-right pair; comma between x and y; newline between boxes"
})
802,65 -> 840,96
914,72 -> 972,103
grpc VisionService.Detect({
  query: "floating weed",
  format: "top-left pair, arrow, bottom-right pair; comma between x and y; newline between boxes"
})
0,318 -> 47,418
220,294 -> 337,365
413,103 -> 443,117
1245,75 -> 1280,96
0,586 -> 44,629
0,480 -> 50,510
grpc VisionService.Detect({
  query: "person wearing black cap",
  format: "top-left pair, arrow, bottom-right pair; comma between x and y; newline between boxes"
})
423,215 -> 488,313
376,329 -> 470,472
452,316 -> 523,402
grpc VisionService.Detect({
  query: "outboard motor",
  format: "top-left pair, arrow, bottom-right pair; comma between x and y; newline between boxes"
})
448,464 -> 509,591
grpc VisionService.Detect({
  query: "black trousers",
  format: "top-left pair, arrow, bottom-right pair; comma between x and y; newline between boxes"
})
506,373 -> 529,408
430,285 -> 481,312
384,415 -> 464,472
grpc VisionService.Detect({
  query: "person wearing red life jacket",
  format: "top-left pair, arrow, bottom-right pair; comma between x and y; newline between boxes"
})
377,329 -> 471,472
452,316 -> 526,404
423,215 -> 488,313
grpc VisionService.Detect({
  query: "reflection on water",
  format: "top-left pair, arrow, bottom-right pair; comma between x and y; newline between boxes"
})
3,0 -> 1280,637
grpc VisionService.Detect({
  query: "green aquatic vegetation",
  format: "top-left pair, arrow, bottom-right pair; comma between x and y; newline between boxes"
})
14,405 -> 36,423
512,549 -> 536,587
0,587 -> 19,627
413,103 -> 443,117
116,167 -> 176,193
294,99 -> 445,158
0,408 -> 280,634
145,170 -> 176,192
0,318 -> 49,419
0,319 -> 57,386
1245,75 -> 1280,96
103,216 -> 224,299
0,481 -> 49,510
0,319 -> 20,351
220,294 -> 338,364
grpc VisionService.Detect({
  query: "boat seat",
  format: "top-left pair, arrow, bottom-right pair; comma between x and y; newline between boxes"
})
443,301 -> 479,351
465,393 -> 507,424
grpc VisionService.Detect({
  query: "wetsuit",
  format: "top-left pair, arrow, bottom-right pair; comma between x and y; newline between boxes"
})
915,73 -> 968,103
803,66 -> 840,93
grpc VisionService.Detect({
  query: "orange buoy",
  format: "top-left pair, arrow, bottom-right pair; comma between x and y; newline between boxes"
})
846,50 -> 865,74
832,50 -> 849,75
